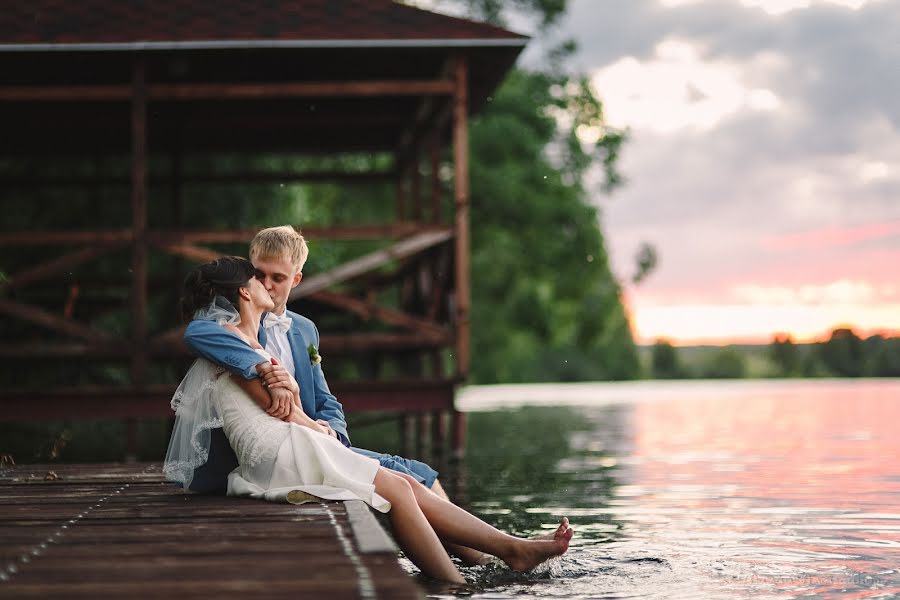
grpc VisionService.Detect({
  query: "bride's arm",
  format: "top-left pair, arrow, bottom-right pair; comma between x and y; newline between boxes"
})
230,376 -> 328,434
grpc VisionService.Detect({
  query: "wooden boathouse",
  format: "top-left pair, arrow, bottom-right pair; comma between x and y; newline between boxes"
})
0,1 -> 526,456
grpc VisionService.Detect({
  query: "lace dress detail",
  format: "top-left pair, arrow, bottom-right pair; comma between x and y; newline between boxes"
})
214,376 -> 290,469
163,359 -> 231,488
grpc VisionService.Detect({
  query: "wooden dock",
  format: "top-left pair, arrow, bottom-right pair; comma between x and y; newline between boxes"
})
0,463 -> 423,599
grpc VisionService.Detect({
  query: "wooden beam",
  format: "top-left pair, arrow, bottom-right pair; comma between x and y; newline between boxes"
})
291,229 -> 453,299
453,58 -> 471,378
0,170 -> 397,187
0,80 -> 456,102
309,290 -> 449,339
0,298 -> 116,342
0,342 -> 131,358
319,333 -> 449,353
131,59 -> 148,389
0,244 -> 125,290
0,388 -> 175,420
0,230 -> 132,246
152,242 -> 224,264
0,224 -> 449,247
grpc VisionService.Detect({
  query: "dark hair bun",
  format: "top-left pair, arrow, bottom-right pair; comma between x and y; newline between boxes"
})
179,256 -> 256,322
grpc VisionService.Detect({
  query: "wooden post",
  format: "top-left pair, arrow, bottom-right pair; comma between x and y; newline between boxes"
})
452,58 -> 470,457
431,136 -> 441,224
432,410 -> 447,457
412,144 -> 422,223
452,59 -> 470,377
395,166 -> 406,221
129,58 -> 148,459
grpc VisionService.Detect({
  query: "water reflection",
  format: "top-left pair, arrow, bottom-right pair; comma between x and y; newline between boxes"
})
431,379 -> 900,598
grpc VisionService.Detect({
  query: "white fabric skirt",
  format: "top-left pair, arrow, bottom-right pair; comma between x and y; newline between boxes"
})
215,376 -> 390,512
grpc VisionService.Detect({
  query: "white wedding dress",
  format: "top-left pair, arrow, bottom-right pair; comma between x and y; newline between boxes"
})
166,348 -> 390,512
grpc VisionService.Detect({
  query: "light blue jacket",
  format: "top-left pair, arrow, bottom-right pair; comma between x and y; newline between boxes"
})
183,311 -> 350,446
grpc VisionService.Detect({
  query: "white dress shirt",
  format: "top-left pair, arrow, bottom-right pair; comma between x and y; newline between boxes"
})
263,312 -> 295,379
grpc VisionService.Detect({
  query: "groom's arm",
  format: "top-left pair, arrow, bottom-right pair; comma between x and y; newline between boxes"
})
183,319 -> 265,380
307,321 -> 350,446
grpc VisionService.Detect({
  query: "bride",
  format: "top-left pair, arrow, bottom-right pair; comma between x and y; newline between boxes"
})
163,256 -> 572,583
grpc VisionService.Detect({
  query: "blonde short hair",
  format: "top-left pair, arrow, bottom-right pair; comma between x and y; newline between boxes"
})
249,226 -> 309,272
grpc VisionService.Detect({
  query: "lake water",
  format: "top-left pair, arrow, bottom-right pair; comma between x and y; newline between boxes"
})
410,379 -> 900,599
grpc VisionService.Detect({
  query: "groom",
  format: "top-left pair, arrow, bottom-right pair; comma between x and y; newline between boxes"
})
183,226 -> 443,495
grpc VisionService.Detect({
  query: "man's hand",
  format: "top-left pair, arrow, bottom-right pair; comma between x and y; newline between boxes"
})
316,419 -> 338,439
257,358 -> 299,394
266,387 -> 294,420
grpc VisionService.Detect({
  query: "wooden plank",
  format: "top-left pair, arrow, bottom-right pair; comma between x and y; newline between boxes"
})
0,79 -> 454,101
291,229 -> 453,299
0,463 -> 422,599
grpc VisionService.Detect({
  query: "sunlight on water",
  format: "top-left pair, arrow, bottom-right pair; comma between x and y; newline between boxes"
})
433,379 -> 900,599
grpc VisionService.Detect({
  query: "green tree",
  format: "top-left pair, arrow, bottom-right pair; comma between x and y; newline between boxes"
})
770,333 -> 799,377
467,67 -> 638,383
701,347 -> 747,379
818,327 -> 865,377
866,336 -> 900,377
651,339 -> 684,379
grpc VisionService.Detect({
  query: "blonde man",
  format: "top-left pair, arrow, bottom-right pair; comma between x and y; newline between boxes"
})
184,227 -> 439,495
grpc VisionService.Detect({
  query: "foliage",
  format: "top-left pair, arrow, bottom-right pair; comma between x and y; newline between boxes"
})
818,328 -> 866,377
442,0 -> 567,28
700,347 -> 747,379
770,333 -> 800,377
467,68 -> 639,382
643,328 -> 900,380
650,339 -> 685,379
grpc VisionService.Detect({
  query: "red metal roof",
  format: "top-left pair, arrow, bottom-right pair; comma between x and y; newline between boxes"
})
1,0 -> 526,48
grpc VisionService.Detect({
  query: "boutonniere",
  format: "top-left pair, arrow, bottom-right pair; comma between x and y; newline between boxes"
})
307,344 -> 322,366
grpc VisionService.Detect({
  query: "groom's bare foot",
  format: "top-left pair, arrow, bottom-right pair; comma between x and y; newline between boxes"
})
504,518 -> 573,572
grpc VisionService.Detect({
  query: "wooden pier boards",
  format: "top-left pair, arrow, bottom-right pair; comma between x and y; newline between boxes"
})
0,1 -> 528,456
0,463 -> 422,599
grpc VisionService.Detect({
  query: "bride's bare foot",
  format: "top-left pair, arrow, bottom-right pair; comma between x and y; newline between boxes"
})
530,519 -> 570,541
503,518 -> 573,572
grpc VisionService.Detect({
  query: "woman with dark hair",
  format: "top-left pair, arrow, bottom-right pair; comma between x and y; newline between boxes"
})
164,257 -> 572,583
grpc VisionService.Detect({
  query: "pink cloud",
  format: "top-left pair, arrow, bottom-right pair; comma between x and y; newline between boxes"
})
763,220 -> 900,251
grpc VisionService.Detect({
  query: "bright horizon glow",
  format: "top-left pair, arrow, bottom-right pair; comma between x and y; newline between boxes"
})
625,294 -> 900,346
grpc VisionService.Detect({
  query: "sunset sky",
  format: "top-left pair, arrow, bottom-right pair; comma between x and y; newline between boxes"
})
413,0 -> 899,345
547,0 -> 900,345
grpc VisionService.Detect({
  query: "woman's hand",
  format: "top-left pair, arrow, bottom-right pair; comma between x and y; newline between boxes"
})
257,358 -> 299,395
265,387 -> 294,420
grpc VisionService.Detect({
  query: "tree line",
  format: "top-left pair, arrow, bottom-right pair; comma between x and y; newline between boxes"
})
650,328 -> 900,380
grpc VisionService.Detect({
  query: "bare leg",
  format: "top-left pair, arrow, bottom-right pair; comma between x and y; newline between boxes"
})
373,469 -> 465,583
390,473 -> 573,573
429,480 -> 492,566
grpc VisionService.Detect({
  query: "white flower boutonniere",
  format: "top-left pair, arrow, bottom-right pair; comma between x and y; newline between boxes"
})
307,344 -> 322,366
